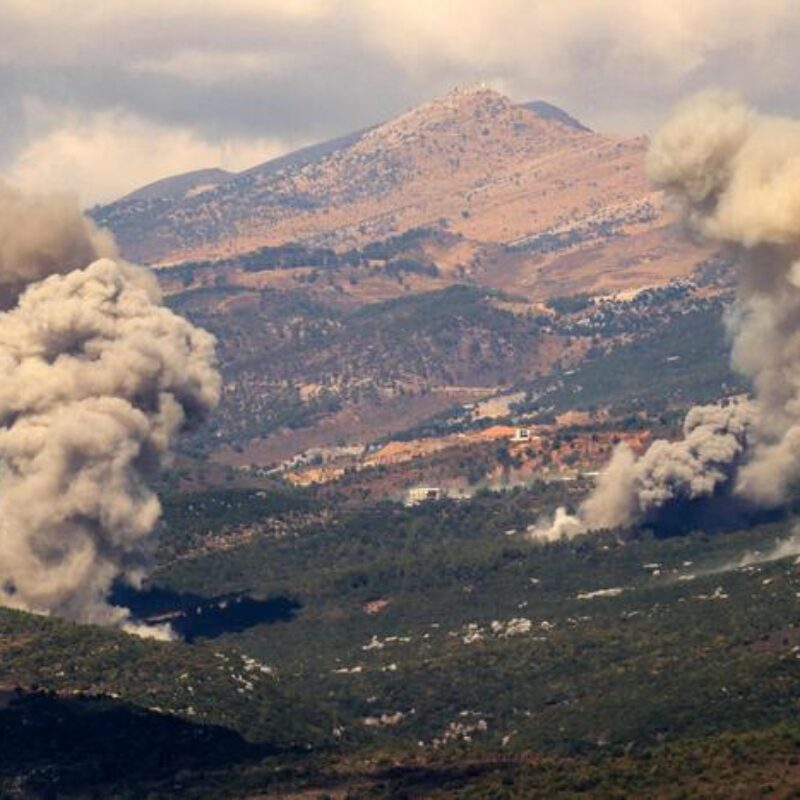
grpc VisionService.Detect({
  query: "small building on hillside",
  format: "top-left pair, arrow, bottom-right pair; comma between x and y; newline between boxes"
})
405,486 -> 448,506
510,427 -> 532,443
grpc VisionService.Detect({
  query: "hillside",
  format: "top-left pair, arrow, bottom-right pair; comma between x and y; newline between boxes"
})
7,484 -> 800,797
93,88 -> 706,302
165,264 -> 737,474
174,284 -> 575,459
118,167 -> 234,203
85,88 -> 737,510
87,88 -> 731,466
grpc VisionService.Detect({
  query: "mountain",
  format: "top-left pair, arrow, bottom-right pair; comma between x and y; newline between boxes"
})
115,129 -> 368,207
88,88 -> 724,465
11,89 -> 793,800
93,88 -> 705,302
89,88 -> 724,465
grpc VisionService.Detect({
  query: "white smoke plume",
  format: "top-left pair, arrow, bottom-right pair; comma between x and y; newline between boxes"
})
0,186 -> 220,633
532,91 -> 800,541
531,402 -> 755,541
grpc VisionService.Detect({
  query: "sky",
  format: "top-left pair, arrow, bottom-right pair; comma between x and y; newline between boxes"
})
1,0 -> 799,206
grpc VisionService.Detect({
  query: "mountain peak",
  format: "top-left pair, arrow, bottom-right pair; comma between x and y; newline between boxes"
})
360,86 -> 515,140
354,85 -> 583,157
94,85 -> 618,265
430,84 -> 510,107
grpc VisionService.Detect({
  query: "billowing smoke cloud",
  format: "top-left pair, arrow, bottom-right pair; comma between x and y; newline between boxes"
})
530,402 -> 755,541
0,181 -> 116,309
532,92 -> 800,541
0,186 -> 219,636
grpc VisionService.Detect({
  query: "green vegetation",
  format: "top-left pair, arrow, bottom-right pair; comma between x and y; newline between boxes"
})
7,470 -> 800,796
6,479 -> 800,796
165,243 -> 743,460
156,492 -> 800,756
168,226 -> 443,285
545,291 -> 594,314
516,301 -> 747,418
177,284 -> 546,448
158,486 -> 313,562
4,250 -> 789,796
0,605 -> 331,747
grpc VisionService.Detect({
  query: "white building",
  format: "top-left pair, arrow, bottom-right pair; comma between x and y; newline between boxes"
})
510,427 -> 532,443
405,486 -> 448,505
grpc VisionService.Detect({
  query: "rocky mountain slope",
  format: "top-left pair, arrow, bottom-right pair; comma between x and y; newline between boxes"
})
93,88 -> 706,301
92,88 -> 726,466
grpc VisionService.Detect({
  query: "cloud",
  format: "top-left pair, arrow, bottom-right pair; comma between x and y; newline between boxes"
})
352,1 -> 800,124
130,50 -> 293,86
4,2 -> 800,203
5,107 -> 290,206
0,0 -> 332,67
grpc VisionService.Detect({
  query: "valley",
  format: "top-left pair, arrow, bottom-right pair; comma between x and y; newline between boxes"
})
2,87 -> 790,799
9,2 -> 800,798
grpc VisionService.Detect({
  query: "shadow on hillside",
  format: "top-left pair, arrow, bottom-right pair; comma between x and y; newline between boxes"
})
110,584 -> 301,642
0,688 -> 278,798
646,495 -> 789,538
